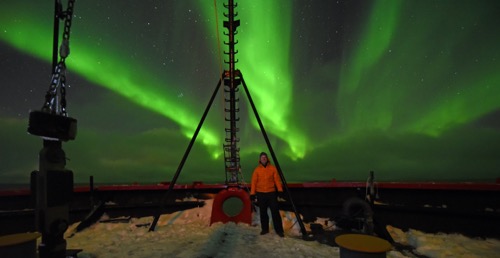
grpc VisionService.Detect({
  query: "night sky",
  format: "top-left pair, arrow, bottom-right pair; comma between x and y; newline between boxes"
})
1,0 -> 499,185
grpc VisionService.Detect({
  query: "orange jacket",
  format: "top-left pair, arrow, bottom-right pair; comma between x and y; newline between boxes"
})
250,162 -> 283,195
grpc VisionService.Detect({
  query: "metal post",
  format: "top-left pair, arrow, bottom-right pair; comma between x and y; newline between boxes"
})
34,140 -> 72,258
52,0 -> 62,70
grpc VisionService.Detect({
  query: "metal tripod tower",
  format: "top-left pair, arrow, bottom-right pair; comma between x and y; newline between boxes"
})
150,0 -> 308,238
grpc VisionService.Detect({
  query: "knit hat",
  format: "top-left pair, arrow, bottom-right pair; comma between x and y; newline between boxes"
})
259,152 -> 268,158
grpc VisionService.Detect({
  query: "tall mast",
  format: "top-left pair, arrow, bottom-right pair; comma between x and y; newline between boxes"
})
223,0 -> 242,184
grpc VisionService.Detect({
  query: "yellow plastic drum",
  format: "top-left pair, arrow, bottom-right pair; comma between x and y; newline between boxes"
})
335,233 -> 392,258
0,232 -> 41,258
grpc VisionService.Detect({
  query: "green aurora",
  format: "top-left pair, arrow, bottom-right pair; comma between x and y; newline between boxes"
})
0,0 -> 499,184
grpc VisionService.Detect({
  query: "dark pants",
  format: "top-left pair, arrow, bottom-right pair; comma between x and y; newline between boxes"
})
256,192 -> 283,234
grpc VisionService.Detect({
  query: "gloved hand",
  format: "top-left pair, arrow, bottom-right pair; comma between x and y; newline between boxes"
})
277,191 -> 286,201
250,194 -> 256,202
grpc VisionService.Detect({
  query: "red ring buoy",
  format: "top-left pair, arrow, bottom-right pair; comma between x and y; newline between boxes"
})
210,186 -> 252,225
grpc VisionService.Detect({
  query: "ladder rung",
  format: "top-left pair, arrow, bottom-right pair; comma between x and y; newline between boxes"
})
224,147 -> 240,152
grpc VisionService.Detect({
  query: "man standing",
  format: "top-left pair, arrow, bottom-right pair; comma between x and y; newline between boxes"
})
250,152 -> 285,237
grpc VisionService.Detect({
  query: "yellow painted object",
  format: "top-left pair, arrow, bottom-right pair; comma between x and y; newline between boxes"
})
0,232 -> 41,258
335,234 -> 392,258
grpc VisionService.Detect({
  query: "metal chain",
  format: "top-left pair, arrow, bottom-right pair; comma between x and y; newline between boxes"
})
42,0 -> 75,116
42,64 -> 61,113
59,0 -> 75,61
59,63 -> 68,116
